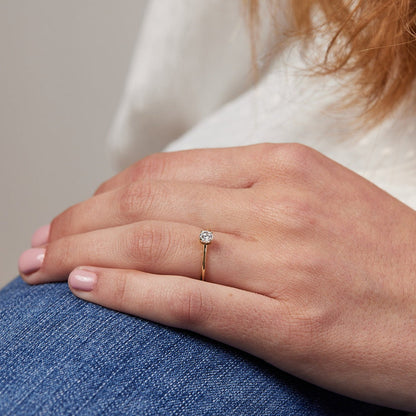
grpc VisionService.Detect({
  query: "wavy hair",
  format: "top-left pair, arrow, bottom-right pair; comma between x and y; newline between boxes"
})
245,0 -> 416,125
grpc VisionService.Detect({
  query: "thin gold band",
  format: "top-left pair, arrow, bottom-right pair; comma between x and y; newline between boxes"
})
201,243 -> 208,281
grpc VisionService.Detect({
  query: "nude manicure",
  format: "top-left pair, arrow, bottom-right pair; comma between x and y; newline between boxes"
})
31,224 -> 51,247
18,248 -> 46,275
69,269 -> 97,291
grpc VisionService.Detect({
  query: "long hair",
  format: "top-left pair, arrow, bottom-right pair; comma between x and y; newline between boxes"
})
245,0 -> 416,125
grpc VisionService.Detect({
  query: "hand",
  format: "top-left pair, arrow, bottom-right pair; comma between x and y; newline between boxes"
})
19,143 -> 416,411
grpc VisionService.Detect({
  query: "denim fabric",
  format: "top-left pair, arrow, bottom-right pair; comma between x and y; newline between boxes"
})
0,277 -> 405,416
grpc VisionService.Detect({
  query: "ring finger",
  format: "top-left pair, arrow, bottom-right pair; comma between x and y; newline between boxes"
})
20,220 -> 265,293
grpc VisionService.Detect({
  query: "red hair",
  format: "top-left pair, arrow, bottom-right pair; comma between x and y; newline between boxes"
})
245,0 -> 416,125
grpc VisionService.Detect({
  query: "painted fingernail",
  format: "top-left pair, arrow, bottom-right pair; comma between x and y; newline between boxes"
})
69,269 -> 97,291
18,248 -> 46,275
31,224 -> 51,247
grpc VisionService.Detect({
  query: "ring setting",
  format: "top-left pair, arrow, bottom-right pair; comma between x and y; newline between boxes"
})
199,230 -> 213,245
199,230 -> 213,281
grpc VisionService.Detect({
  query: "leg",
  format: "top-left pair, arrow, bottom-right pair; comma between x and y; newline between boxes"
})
0,277 -> 404,416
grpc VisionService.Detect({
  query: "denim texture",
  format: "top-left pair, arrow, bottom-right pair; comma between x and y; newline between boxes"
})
0,277 -> 405,415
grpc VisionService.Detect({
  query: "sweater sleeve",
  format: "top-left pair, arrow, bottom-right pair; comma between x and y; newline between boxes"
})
107,0 -> 284,169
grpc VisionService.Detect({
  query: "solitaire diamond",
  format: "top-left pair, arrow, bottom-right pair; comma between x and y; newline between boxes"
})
199,230 -> 213,245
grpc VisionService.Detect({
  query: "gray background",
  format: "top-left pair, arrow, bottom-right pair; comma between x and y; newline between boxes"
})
0,0 -> 148,288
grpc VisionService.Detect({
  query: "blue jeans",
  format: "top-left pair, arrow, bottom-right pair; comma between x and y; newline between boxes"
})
0,277 -> 405,415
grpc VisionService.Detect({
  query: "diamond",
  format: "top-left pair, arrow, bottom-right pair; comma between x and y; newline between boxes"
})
199,230 -> 213,245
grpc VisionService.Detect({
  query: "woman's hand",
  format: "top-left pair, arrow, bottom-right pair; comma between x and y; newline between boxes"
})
19,143 -> 416,411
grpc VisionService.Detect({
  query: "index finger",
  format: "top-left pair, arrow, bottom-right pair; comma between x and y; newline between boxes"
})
94,144 -> 271,195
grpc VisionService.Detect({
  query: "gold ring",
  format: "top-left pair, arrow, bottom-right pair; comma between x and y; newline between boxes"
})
199,230 -> 213,281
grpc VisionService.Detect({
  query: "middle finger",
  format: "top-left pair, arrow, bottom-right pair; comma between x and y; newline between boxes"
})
49,181 -> 247,242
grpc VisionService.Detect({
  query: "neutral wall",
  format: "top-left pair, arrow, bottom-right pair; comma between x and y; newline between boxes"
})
0,1 -> 148,288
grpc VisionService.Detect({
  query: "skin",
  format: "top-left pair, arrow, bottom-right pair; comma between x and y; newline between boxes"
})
20,143 -> 416,411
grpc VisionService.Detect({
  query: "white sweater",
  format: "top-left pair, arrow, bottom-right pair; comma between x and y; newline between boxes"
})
108,0 -> 416,209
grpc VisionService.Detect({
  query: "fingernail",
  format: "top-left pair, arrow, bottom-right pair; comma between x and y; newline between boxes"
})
18,248 -> 46,275
69,269 -> 97,291
31,224 -> 51,247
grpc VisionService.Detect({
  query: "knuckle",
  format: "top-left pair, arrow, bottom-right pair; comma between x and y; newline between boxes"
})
255,142 -> 279,157
254,143 -> 280,172
131,153 -> 167,182
283,304 -> 330,355
126,222 -> 169,267
279,275 -> 338,354
265,143 -> 318,180
169,286 -> 212,327
119,182 -> 154,221
279,142 -> 315,165
113,272 -> 129,310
